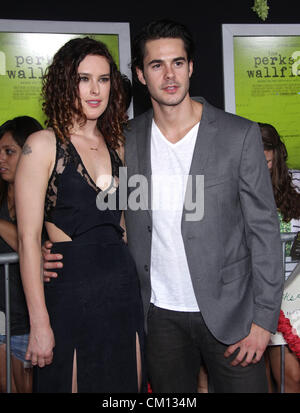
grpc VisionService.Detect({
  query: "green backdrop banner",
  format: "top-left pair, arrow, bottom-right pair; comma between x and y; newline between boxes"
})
234,36 -> 300,169
0,32 -> 119,127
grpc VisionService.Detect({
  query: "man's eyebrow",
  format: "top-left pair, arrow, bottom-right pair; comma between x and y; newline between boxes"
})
147,59 -> 163,66
173,56 -> 187,62
147,56 -> 187,66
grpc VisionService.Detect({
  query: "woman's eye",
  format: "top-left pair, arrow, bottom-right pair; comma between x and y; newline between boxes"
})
79,76 -> 89,82
100,77 -> 110,83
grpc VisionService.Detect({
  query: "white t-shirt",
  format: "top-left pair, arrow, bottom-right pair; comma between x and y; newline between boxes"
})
150,120 -> 200,311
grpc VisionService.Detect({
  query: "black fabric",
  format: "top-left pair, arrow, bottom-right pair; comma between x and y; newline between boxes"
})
35,137 -> 146,393
0,199 -> 29,336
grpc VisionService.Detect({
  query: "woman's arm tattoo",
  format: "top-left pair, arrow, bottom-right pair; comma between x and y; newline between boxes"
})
22,143 -> 32,155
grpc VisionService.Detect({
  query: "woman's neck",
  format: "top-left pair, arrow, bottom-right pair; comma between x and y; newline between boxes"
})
71,118 -> 100,139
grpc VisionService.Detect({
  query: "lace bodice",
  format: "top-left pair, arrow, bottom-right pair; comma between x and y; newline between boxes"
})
44,137 -> 123,240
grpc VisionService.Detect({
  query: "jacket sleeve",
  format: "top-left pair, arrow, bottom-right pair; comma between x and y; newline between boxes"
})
238,121 -> 284,333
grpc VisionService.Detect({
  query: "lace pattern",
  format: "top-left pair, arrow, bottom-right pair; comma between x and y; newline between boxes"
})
44,137 -> 123,222
45,139 -> 70,220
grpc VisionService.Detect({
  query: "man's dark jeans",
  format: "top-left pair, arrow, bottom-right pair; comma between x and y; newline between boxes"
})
146,305 -> 268,393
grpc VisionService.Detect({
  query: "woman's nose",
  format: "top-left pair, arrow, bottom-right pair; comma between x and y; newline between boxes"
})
90,80 -> 100,95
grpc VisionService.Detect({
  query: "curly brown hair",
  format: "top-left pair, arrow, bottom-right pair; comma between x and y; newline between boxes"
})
42,36 -> 128,148
258,122 -> 300,222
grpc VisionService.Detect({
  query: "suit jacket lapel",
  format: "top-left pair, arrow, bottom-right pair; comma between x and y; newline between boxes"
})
136,109 -> 153,218
182,98 -> 218,232
188,97 -> 218,175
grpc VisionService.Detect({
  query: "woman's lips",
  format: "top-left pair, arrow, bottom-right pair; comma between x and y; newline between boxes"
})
86,100 -> 102,107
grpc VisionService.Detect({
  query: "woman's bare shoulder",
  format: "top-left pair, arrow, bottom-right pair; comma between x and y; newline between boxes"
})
22,128 -> 56,153
19,129 -> 57,170
25,127 -> 55,142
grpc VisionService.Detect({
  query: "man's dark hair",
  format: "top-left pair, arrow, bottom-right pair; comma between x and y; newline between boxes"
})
131,19 -> 195,73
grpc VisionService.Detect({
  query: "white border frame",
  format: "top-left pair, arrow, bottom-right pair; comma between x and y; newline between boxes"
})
0,19 -> 133,116
222,24 -> 300,114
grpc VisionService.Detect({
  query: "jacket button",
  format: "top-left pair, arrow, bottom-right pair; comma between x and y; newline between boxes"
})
144,265 -> 149,272
147,225 -> 152,232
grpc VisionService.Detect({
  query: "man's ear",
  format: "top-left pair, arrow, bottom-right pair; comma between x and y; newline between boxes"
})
136,67 -> 147,85
188,60 -> 193,78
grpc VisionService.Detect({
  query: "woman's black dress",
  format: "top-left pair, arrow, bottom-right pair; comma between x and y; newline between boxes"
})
34,137 -> 145,393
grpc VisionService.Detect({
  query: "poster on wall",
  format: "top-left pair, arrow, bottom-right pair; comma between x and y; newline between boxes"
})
222,24 -> 300,170
0,19 -> 133,127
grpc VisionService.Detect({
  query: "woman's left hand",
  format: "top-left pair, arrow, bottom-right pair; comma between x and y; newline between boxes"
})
26,324 -> 55,368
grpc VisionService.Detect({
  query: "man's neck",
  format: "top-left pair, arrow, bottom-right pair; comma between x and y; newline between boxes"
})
152,95 -> 203,144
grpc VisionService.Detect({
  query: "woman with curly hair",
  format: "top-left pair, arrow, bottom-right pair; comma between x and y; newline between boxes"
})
14,37 -> 145,393
259,122 -> 300,393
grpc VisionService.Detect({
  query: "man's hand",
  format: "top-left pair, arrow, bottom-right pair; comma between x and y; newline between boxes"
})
224,323 -> 271,367
42,240 -> 63,282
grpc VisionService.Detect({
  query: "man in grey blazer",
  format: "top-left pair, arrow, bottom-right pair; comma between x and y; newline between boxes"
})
123,19 -> 283,392
43,19 -> 283,393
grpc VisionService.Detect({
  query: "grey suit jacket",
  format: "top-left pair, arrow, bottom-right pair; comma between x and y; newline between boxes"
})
124,97 -> 284,344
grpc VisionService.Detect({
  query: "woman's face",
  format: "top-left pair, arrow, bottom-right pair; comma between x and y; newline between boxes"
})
0,132 -> 22,184
77,54 -> 111,121
264,149 -> 274,171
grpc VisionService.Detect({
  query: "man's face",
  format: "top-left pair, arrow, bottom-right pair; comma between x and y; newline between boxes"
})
136,38 -> 193,107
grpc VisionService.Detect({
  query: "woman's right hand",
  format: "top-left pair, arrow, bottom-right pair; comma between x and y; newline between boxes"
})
26,324 -> 55,368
